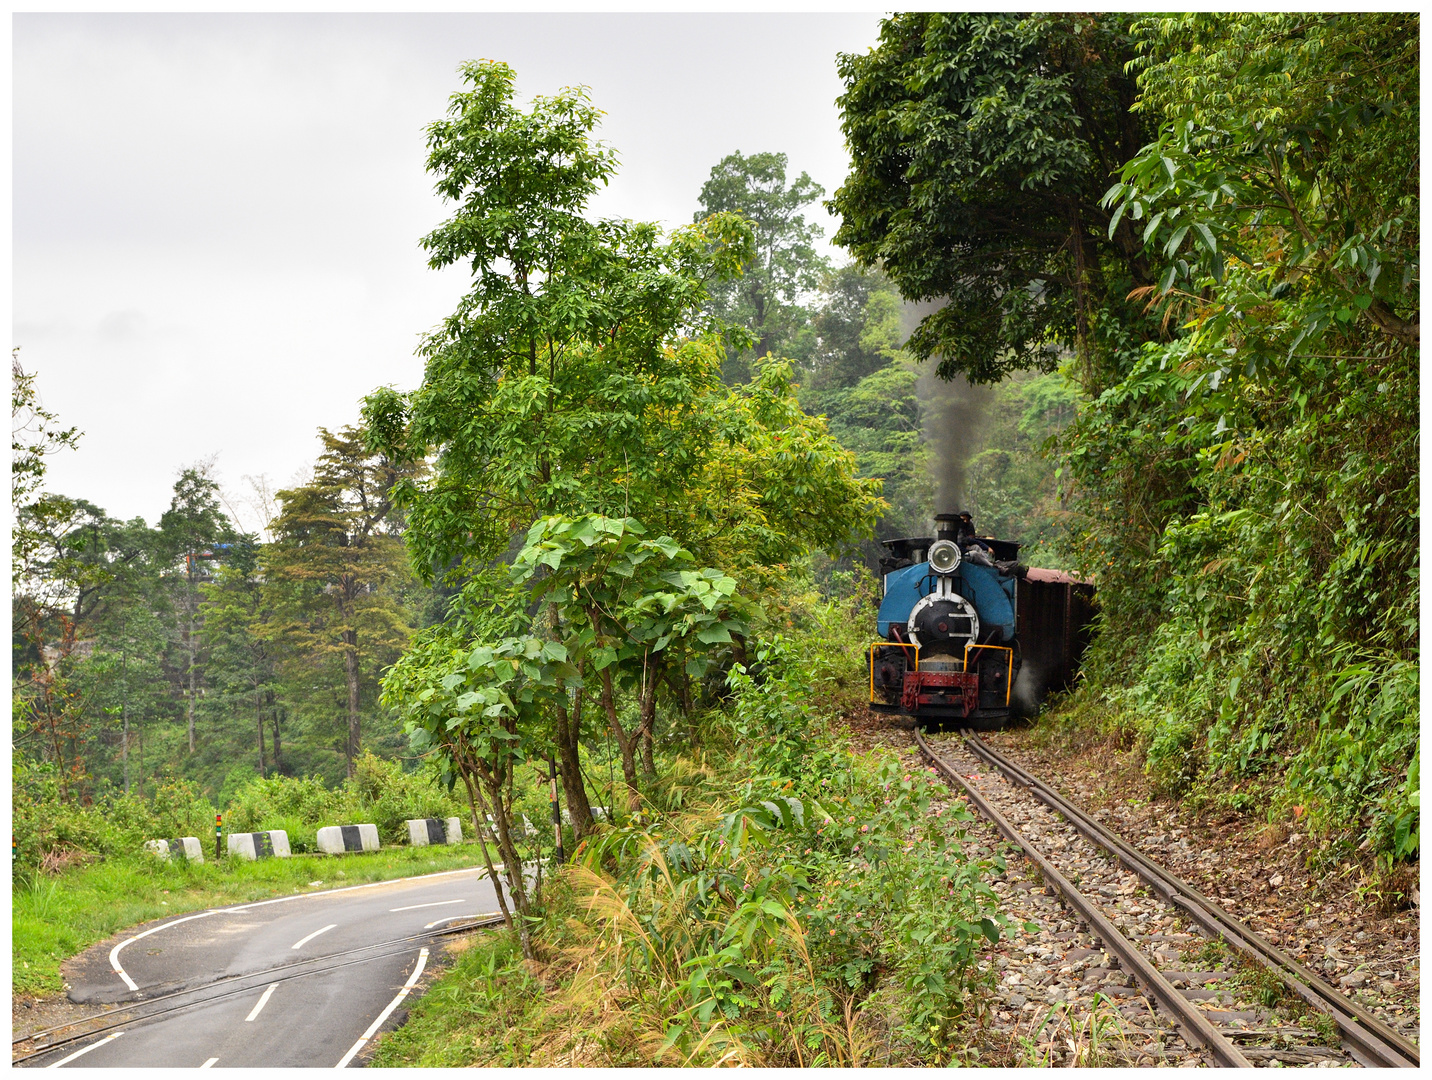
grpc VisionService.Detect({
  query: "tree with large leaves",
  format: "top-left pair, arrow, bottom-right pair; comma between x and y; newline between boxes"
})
385,514 -> 752,958
367,62 -> 881,891
510,515 -> 754,809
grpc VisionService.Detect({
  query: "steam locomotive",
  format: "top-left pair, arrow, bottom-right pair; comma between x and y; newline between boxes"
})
868,511 -> 1093,728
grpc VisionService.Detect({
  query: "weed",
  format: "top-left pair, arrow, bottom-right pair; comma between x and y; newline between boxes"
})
1067,992 -> 1129,1066
19,875 -> 60,922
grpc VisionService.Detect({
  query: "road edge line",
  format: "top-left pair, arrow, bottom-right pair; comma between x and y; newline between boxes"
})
333,947 -> 429,1068
110,912 -> 217,991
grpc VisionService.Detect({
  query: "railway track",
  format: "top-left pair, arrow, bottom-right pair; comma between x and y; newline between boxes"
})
916,728 -> 1418,1069
12,915 -> 504,1067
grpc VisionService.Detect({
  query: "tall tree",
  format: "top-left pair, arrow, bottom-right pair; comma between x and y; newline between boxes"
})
201,536 -> 283,778
830,13 -> 1152,385
157,465 -> 234,754
75,515 -> 170,796
365,61 -> 882,846
263,426 -> 415,779
694,151 -> 831,381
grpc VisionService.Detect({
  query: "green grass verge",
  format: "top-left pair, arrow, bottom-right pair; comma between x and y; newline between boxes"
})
369,928 -> 540,1067
13,844 -> 492,998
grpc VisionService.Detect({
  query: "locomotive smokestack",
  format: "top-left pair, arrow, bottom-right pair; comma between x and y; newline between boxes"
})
935,511 -> 975,543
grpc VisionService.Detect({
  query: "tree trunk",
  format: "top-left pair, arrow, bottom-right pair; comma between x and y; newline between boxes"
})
457,765 -> 515,933
122,707 -> 130,795
186,562 -> 197,754
638,670 -> 657,778
554,691 -> 593,836
342,631 -> 360,778
469,758 -> 532,959
121,650 -> 130,795
269,695 -> 283,774
255,687 -> 267,778
599,666 -> 641,812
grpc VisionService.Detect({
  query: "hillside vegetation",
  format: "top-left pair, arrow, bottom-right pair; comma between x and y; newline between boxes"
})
11,11 -> 1415,1063
835,12 -> 1418,875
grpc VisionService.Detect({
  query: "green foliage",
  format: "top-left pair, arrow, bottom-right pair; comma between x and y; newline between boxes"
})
694,150 -> 831,380
366,63 -> 880,587
224,752 -> 465,848
831,13 -> 1152,383
572,646 -> 1005,1065
1053,13 -> 1418,861
11,352 -> 82,586
262,425 -> 418,778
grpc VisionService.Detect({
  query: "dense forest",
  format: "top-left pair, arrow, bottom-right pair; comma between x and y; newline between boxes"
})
13,11 -> 1418,1065
11,157 -> 1071,812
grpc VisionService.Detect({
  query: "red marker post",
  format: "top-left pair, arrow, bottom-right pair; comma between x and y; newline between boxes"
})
215,812 -> 223,860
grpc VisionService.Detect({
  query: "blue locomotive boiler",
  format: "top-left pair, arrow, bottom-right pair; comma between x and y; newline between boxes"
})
868,511 -> 1096,726
868,511 -> 1026,726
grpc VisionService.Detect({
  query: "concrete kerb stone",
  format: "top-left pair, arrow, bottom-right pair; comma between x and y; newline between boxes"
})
406,817 -> 463,846
143,837 -> 204,863
481,814 -> 541,840
316,823 -> 381,855
228,830 -> 290,860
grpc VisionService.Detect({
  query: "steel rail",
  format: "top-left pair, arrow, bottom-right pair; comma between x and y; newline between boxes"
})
914,728 -> 1254,1068
959,730 -> 1418,1070
12,916 -> 503,1066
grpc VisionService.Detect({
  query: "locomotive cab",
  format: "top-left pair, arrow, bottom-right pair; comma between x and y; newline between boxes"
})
868,511 -> 1025,728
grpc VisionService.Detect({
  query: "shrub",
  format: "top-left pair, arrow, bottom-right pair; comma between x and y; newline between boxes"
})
549,637 -> 1006,1066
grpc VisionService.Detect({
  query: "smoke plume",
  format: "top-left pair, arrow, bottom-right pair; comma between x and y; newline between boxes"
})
903,299 -> 993,518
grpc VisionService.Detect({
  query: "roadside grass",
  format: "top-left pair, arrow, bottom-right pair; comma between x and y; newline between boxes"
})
370,927 -> 547,1067
12,843 -> 491,998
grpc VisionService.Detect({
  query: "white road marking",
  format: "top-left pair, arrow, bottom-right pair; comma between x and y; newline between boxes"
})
423,911 -> 499,929
46,1031 -> 123,1067
290,923 -> 338,950
334,948 -> 429,1068
389,899 -> 466,913
105,865 -> 503,992
245,982 -> 280,1021
229,865 -> 502,913
200,1057 -> 219,1068
110,912 -> 217,991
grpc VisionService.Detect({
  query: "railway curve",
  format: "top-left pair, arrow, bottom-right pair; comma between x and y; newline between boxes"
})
916,728 -> 1418,1069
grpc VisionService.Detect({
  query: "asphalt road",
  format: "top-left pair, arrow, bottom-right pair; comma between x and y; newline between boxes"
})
26,866 -> 510,1068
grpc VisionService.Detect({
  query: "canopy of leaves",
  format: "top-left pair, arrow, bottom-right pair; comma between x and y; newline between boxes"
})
830,13 -> 1151,383
694,151 -> 831,379
365,62 -> 882,587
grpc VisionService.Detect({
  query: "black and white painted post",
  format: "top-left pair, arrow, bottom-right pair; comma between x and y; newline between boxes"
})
144,837 -> 205,862
548,755 -> 564,863
215,812 -> 222,861
316,824 -> 380,854
228,830 -> 291,860
405,818 -> 461,846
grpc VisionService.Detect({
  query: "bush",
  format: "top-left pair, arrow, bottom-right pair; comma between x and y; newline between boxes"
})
219,753 -> 466,848
13,760 -> 178,876
546,637 -> 1006,1066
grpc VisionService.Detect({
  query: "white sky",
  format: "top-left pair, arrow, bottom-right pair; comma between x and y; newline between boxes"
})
14,12 -> 884,531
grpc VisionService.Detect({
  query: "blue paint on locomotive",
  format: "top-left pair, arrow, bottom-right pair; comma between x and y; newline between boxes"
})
877,561 -> 1017,643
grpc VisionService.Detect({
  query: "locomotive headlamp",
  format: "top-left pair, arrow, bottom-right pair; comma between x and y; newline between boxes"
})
927,539 -> 961,575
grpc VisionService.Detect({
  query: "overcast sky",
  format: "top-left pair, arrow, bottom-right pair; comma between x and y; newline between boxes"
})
14,12 -> 884,531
